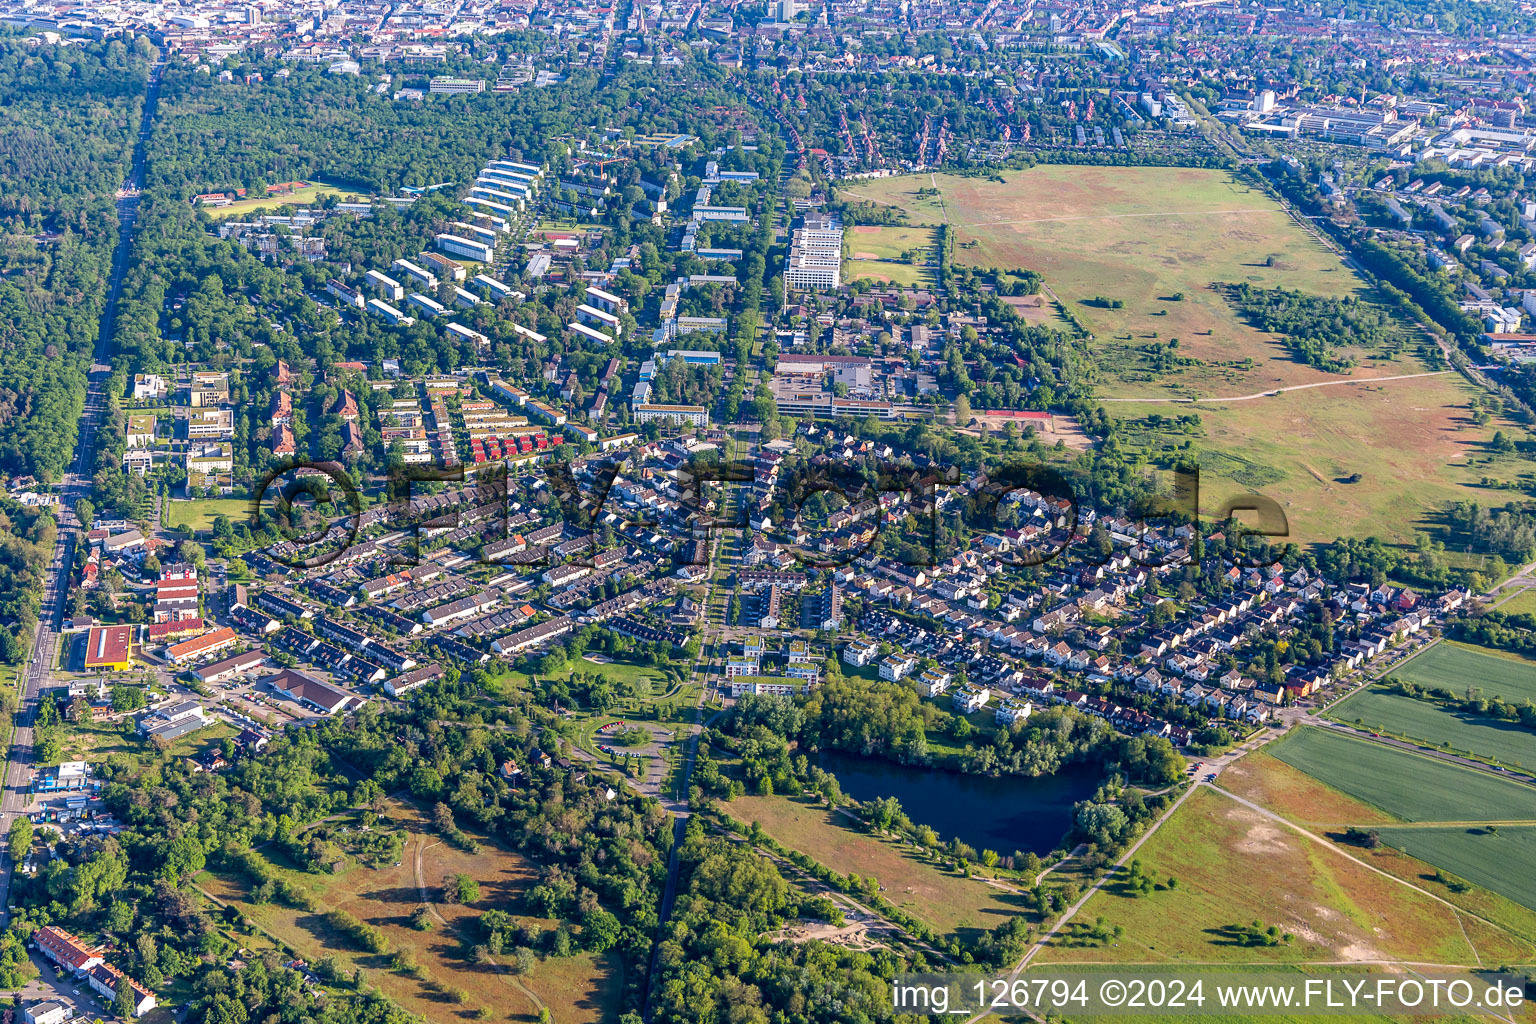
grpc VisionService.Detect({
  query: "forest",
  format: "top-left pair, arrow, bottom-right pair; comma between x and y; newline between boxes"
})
0,494 -> 56,660
0,35 -> 155,482
648,822 -> 932,1024
7,673 -> 674,1022
1217,282 -> 1404,373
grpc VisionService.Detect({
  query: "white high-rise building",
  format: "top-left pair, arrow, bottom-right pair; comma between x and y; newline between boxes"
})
784,212 -> 843,291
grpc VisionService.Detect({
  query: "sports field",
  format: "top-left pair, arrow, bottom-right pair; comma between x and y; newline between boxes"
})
844,224 -> 937,287
1373,825 -> 1536,913
1267,727 -> 1536,822
1031,788 -> 1511,966
205,179 -> 354,218
837,168 -> 1529,545
1328,687 -> 1536,768
1392,642 -> 1536,704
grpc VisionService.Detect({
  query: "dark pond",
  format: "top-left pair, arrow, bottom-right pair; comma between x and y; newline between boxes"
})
818,749 -> 1102,856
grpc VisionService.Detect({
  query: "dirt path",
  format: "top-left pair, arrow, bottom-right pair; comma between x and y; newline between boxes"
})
1099,369 -> 1455,405
956,207 -> 1283,229
411,835 -> 547,1017
970,778 -> 1204,1019
1207,784 -> 1511,944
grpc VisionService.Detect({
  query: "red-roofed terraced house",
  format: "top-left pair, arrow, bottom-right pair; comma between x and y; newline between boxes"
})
35,925 -> 104,975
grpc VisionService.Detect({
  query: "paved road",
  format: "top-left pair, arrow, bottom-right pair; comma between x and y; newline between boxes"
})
0,56 -> 162,925
1306,715 -> 1536,787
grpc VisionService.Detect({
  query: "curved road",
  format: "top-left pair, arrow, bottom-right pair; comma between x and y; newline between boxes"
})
0,55 -> 163,924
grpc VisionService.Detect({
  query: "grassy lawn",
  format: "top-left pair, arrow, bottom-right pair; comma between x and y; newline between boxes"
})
1032,787 -> 1507,967
206,179 -> 356,219
845,225 -> 936,260
163,496 -> 252,534
1391,642 -> 1536,704
1328,687 -> 1536,769
198,801 -> 622,1024
1495,588 -> 1536,617
846,260 -> 930,287
723,792 -> 1034,939
1266,727 -> 1536,822
490,656 -> 699,723
1373,825 -> 1536,914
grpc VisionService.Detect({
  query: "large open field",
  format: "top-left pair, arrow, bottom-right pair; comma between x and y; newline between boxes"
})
1222,742 -> 1536,950
1031,787 -> 1519,966
1218,747 -> 1404,828
1267,727 -> 1536,822
1106,372 -> 1524,545
1328,687 -> 1536,768
723,793 -> 1032,939
838,167 -> 1375,397
838,168 -> 1531,545
1391,642 -> 1536,704
199,802 -> 622,1024
1373,825 -> 1536,913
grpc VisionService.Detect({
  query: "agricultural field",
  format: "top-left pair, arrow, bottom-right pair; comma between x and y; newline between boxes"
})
205,179 -> 355,219
1372,825 -> 1536,914
1266,727 -> 1536,822
1221,745 -> 1536,943
1218,747 -> 1403,828
1031,788 -> 1522,966
198,801 -> 623,1024
844,224 -> 937,287
838,167 -> 1530,545
723,792 -> 1033,939
1328,687 -> 1536,769
1391,642 -> 1536,705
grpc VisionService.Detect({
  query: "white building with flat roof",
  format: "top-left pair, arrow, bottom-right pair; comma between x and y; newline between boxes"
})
391,258 -> 437,290
577,303 -> 622,334
436,233 -> 494,263
584,285 -> 626,313
785,212 -> 843,290
365,270 -> 403,301
408,293 -> 447,318
367,298 -> 415,325
633,403 -> 709,426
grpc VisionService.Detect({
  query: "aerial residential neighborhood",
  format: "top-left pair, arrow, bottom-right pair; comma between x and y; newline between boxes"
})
4,0 -> 1536,1021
